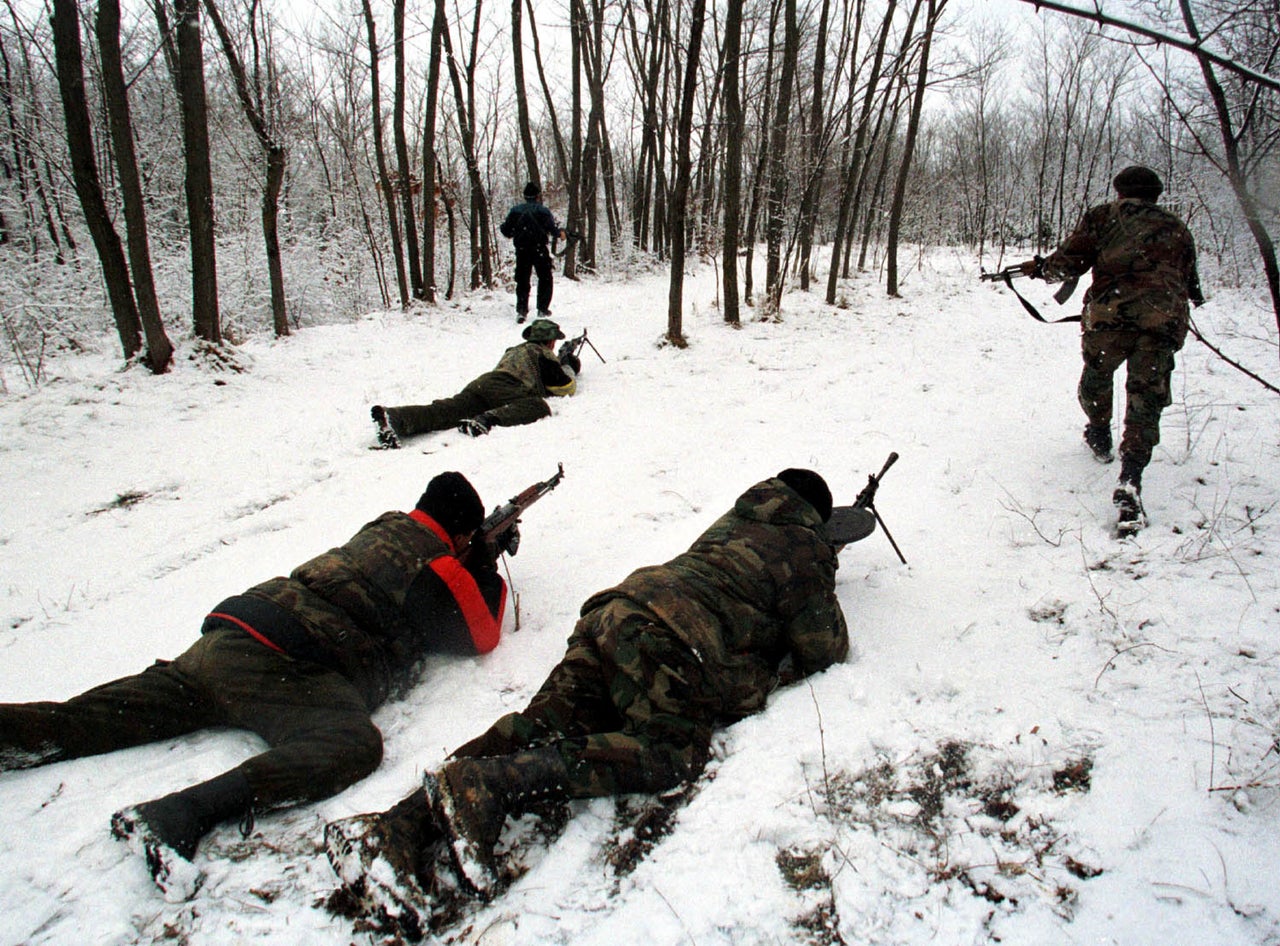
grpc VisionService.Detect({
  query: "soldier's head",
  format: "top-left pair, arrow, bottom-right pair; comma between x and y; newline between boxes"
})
1113,165 -> 1163,202
777,468 -> 833,522
416,472 -> 485,542
524,181 -> 542,201
522,317 -> 565,346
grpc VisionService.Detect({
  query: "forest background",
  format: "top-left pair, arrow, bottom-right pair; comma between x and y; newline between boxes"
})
0,0 -> 1275,387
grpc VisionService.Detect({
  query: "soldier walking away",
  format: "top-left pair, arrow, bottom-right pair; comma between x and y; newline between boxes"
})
1019,165 -> 1203,534
0,473 -> 507,900
499,182 -> 565,323
324,469 -> 849,935
370,318 -> 581,448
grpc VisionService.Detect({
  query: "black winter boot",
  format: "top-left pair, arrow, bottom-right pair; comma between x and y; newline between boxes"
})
1083,423 -> 1114,463
111,769 -> 254,900
325,787 -> 441,938
1113,457 -> 1146,535
371,405 -> 402,449
427,749 -> 570,899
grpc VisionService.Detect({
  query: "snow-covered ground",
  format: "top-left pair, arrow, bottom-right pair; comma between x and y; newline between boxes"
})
1,254 -> 1277,945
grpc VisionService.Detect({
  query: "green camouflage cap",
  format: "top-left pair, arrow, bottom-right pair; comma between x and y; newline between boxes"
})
522,318 -> 565,342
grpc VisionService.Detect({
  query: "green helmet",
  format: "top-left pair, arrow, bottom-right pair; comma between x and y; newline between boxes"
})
522,318 -> 565,343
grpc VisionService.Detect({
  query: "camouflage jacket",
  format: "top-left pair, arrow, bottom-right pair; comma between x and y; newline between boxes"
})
204,511 -> 506,708
493,341 -> 575,397
580,477 -> 849,720
1041,198 -> 1201,337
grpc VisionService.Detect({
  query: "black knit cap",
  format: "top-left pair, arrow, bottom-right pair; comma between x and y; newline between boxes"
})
524,181 -> 541,200
777,468 -> 833,522
1113,165 -> 1163,200
416,472 -> 485,536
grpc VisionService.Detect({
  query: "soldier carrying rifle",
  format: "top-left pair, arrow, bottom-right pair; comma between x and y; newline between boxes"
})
1003,165 -> 1204,534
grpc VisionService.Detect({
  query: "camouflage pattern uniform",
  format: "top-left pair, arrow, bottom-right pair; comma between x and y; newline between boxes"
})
1039,196 -> 1202,472
449,476 -> 848,799
0,510 -> 505,810
383,340 -> 576,438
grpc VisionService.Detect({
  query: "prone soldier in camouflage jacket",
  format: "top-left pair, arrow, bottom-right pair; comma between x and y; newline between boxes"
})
1020,165 -> 1203,532
0,473 -> 507,899
370,318 -> 580,447
324,469 -> 848,930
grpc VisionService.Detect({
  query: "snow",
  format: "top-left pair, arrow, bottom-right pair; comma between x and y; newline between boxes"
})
1,255 -> 1277,945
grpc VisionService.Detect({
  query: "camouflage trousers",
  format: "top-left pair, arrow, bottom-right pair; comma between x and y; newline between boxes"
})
0,628 -> 383,809
386,371 -> 549,437
1078,329 -> 1181,470
451,600 -> 717,799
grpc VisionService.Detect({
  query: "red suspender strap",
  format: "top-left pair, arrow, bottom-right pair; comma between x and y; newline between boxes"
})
429,556 -> 506,653
409,508 -> 456,551
207,612 -> 288,655
409,508 -> 506,653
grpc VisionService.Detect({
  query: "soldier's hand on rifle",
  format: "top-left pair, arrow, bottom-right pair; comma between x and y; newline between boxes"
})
495,523 -> 520,557
460,532 -> 500,572
1019,256 -> 1044,278
559,352 -> 581,374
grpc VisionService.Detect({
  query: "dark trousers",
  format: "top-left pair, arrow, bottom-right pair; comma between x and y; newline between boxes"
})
0,628 -> 383,810
1078,329 -> 1179,470
514,247 -> 553,315
387,371 -> 550,436
451,602 -> 716,799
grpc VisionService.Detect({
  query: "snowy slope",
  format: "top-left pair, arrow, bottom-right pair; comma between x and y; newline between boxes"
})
1,255 -> 1277,945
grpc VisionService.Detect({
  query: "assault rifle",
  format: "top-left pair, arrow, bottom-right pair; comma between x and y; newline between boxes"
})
828,452 -> 907,564
462,463 -> 566,562
558,328 -> 607,366
551,228 -> 586,258
980,258 -> 1080,323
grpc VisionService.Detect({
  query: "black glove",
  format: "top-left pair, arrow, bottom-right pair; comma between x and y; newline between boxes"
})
495,522 -> 520,556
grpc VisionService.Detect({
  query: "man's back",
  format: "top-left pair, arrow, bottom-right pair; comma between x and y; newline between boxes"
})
581,477 -> 848,718
1045,198 -> 1198,311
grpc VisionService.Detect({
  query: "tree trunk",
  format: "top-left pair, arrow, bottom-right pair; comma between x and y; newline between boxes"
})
96,0 -> 173,370
421,4 -> 444,303
437,0 -> 493,288
50,0 -> 143,361
512,0 -> 540,184
764,0 -> 799,313
1177,0 -> 1280,348
795,0 -> 831,292
827,0 -> 895,303
362,0 -> 409,309
393,0 -> 424,300
721,0 -> 744,325
172,0 -> 221,343
886,0 -> 941,297
665,0 -> 707,346
203,0 -> 290,336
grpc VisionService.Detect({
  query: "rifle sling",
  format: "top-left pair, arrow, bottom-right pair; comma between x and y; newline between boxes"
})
1000,271 -> 1081,324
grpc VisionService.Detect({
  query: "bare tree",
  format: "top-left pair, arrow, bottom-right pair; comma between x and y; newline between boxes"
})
720,0 -> 744,324
173,0 -> 222,343
510,0 -> 539,183
666,0 -> 708,345
886,0 -> 944,297
362,0 -> 409,309
204,0 -> 291,335
762,0 -> 798,313
49,0 -> 144,360
96,0 -> 173,368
